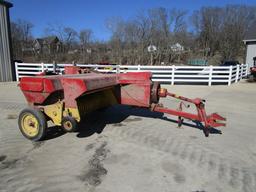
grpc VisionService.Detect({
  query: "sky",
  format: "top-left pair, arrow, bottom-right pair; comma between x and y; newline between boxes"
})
9,0 -> 256,40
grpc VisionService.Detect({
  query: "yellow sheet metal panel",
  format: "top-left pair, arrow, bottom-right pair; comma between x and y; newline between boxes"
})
43,101 -> 63,125
64,108 -> 81,122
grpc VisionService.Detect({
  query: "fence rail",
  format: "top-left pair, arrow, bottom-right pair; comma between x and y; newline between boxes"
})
15,62 -> 249,86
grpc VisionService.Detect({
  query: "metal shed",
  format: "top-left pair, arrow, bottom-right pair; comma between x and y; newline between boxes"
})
0,0 -> 13,82
244,23 -> 256,68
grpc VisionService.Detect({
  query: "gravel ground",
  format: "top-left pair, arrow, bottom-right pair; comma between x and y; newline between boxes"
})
0,80 -> 256,192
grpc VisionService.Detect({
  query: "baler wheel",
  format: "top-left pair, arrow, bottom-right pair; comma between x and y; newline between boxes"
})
61,116 -> 77,132
18,108 -> 47,141
151,82 -> 160,103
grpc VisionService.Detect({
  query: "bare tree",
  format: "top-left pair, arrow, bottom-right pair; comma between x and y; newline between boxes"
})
79,29 -> 93,62
11,19 -> 34,59
220,5 -> 256,60
12,5 -> 256,65
192,7 -> 223,57
106,17 -> 126,63
45,23 -> 78,52
192,5 -> 256,61
63,27 -> 78,51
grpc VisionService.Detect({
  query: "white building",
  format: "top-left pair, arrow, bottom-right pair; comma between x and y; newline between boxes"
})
244,26 -> 256,68
170,43 -> 184,52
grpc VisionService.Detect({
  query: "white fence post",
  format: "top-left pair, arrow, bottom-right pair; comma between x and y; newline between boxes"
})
246,63 -> 249,76
15,62 -> 19,82
138,64 -> 141,71
246,64 -> 249,76
235,64 -> 239,83
240,64 -> 247,79
228,66 -> 233,86
240,64 -> 243,79
53,61 -> 57,73
171,65 -> 175,85
41,62 -> 44,72
116,65 -> 120,73
208,65 -> 212,86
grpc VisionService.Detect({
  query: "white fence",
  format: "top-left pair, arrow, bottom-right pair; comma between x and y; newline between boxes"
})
15,62 -> 249,86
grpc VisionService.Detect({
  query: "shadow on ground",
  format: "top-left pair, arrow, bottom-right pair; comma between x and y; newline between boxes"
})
44,126 -> 66,141
45,105 -> 222,141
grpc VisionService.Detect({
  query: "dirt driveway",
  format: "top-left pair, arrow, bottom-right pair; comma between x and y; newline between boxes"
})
0,81 -> 256,192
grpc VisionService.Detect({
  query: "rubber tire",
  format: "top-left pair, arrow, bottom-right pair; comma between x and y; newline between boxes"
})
61,116 -> 78,132
151,82 -> 160,104
18,108 -> 47,141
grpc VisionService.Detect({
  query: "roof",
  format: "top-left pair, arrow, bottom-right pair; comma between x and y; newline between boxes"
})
244,22 -> 256,42
0,0 -> 13,8
43,36 -> 59,43
35,36 -> 60,45
35,38 -> 44,45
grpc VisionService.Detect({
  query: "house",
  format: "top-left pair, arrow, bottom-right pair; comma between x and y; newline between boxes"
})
170,43 -> 184,52
244,24 -> 256,68
0,0 -> 13,81
33,36 -> 62,54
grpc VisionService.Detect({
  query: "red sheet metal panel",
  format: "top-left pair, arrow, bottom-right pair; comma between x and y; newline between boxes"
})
43,78 -> 62,93
118,72 -> 152,84
19,77 -> 44,92
60,73 -> 118,107
118,72 -> 152,107
119,83 -> 151,107
22,91 -> 51,105
19,76 -> 63,104
61,78 -> 87,108
81,75 -> 117,91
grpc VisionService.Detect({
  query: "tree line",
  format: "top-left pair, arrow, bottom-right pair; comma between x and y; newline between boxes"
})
11,5 -> 256,65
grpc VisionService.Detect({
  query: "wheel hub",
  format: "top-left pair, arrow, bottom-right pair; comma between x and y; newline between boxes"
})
64,121 -> 72,130
21,113 -> 39,137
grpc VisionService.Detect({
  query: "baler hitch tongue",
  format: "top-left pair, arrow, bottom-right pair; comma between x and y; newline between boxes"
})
153,88 -> 226,137
207,113 -> 226,127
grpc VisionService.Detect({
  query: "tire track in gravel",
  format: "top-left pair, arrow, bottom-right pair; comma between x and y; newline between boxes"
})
0,123 -> 109,192
0,155 -> 41,192
0,144 -> 83,192
0,126 -> 76,191
78,141 -> 109,188
105,120 -> 256,192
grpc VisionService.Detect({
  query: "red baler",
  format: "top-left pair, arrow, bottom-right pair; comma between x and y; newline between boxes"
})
18,66 -> 226,141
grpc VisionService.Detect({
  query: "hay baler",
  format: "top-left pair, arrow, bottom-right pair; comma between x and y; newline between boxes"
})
18,66 -> 226,141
